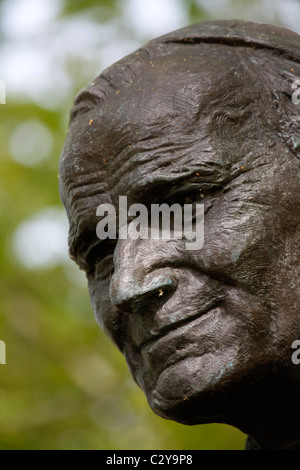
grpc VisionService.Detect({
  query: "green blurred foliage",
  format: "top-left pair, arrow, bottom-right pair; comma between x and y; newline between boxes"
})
4,0 -> 297,450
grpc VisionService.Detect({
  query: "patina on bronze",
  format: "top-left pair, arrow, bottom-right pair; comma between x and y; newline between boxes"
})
59,20 -> 300,449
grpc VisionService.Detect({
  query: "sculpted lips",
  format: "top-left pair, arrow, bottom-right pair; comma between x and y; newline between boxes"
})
140,304 -> 225,380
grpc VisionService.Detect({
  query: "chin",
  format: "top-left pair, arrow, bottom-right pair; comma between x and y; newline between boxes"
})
142,354 -> 298,435
137,350 -> 244,425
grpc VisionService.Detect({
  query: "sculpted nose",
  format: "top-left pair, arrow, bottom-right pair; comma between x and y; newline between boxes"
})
109,267 -> 177,314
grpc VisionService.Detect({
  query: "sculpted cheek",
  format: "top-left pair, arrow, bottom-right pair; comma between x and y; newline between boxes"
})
195,209 -> 267,277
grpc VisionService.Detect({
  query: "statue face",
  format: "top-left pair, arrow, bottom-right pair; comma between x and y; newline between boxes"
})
62,48 -> 300,427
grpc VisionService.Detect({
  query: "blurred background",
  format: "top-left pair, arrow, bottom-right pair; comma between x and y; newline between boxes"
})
1,0 -> 299,450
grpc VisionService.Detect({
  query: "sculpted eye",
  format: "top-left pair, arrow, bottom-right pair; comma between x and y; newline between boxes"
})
165,179 -> 225,208
166,190 -> 205,206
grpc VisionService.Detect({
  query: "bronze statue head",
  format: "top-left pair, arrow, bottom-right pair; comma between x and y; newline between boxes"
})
59,20 -> 300,449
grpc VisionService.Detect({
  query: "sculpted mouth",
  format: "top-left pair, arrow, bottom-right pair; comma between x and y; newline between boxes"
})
136,302 -> 226,385
137,298 -> 224,351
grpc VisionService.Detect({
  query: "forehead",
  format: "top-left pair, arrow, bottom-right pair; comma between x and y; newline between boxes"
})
86,47 -> 268,190
98,46 -> 259,155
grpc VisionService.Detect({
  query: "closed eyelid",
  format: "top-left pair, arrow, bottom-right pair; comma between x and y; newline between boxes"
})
165,180 -> 225,203
120,164 -> 224,200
